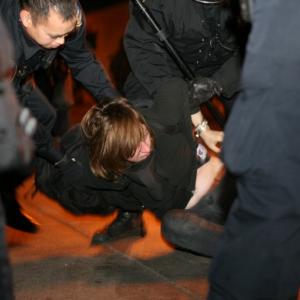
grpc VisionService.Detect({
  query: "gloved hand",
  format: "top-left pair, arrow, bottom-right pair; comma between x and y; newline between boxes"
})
188,76 -> 223,111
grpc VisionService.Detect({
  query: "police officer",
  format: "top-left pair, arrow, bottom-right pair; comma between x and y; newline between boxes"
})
0,15 -> 36,298
124,0 -> 241,127
208,0 -> 300,298
0,0 -> 119,232
0,17 -> 15,300
125,0 -> 240,95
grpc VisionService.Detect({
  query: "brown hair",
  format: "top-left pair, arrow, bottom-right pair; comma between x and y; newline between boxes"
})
81,97 -> 154,180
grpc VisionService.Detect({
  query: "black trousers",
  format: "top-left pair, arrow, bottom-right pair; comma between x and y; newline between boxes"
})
208,1 -> 300,299
21,84 -> 58,162
0,198 -> 14,300
2,86 -> 61,224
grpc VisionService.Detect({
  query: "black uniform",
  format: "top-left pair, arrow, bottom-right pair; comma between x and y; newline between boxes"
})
208,1 -> 300,299
123,0 -> 241,106
0,199 -> 13,300
0,0 -> 118,161
37,78 -> 199,218
0,16 -> 25,300
0,0 -> 119,233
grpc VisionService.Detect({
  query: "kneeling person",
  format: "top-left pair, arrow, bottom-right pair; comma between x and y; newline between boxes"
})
37,78 -> 233,256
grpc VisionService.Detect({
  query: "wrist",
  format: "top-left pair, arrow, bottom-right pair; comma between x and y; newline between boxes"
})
194,119 -> 209,138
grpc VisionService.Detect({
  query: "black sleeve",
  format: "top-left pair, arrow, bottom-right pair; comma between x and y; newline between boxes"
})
125,156 -> 176,207
60,15 -> 119,102
124,0 -> 183,97
146,78 -> 190,127
210,51 -> 241,99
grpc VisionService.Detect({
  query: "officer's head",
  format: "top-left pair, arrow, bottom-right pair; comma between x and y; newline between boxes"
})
19,0 -> 82,49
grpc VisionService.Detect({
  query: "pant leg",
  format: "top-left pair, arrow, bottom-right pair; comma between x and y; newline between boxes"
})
0,198 -> 14,300
22,85 -> 62,163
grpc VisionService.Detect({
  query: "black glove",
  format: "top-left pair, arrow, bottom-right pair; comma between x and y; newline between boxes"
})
188,76 -> 223,111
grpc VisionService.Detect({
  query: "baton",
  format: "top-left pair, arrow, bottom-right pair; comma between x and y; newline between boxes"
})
132,0 -> 225,128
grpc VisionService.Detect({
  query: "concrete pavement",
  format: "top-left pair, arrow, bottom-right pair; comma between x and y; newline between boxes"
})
7,178 -> 211,300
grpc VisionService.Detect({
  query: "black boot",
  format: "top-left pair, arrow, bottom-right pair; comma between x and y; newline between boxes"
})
91,210 -> 145,245
162,209 -> 223,257
1,190 -> 39,233
161,173 -> 237,257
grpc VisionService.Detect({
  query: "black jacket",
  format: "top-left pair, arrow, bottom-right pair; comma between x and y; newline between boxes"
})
0,0 -> 118,101
124,78 -> 198,216
36,79 -> 198,217
124,0 -> 241,100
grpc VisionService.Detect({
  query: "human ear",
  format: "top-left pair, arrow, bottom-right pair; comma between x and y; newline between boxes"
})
19,10 -> 32,27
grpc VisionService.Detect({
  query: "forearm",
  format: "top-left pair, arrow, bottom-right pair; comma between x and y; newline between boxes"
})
70,62 -> 119,101
210,51 -> 241,99
191,108 -> 224,153
124,3 -> 182,96
149,78 -> 189,126
185,156 -> 224,209
191,111 -> 205,128
61,19 -> 119,101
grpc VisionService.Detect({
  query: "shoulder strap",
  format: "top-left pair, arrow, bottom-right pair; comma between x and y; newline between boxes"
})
13,49 -> 58,87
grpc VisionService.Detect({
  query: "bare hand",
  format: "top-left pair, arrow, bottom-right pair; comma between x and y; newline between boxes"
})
186,157 -> 224,209
200,129 -> 224,153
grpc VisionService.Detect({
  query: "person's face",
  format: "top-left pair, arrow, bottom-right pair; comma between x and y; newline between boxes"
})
128,131 -> 153,163
19,7 -> 77,49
